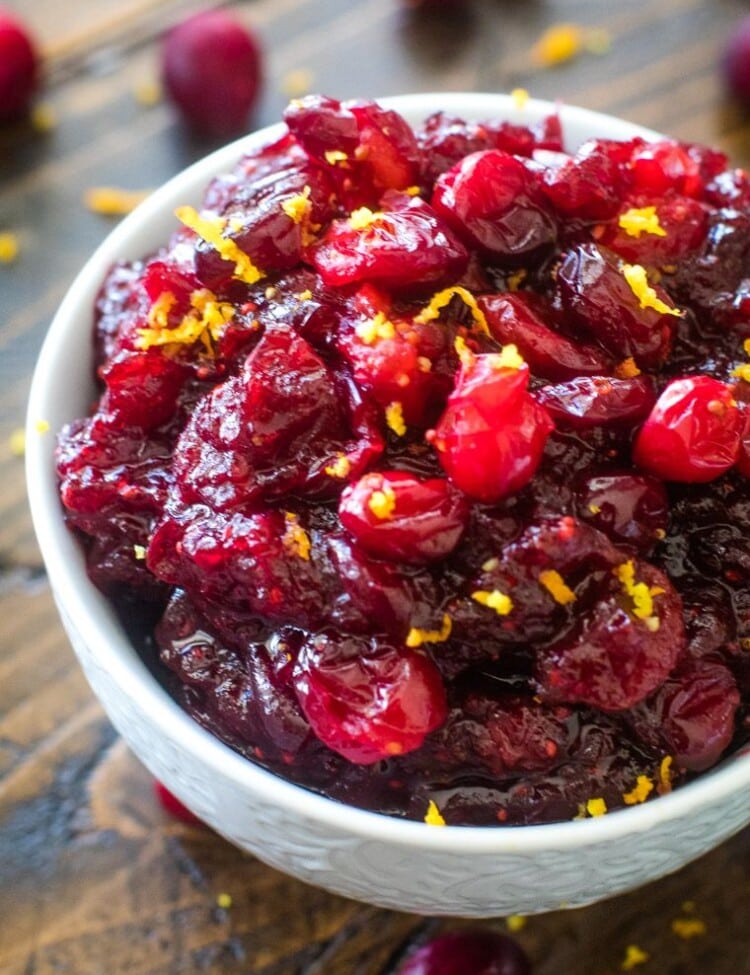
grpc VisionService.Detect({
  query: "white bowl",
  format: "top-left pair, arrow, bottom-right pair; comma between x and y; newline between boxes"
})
26,93 -> 750,917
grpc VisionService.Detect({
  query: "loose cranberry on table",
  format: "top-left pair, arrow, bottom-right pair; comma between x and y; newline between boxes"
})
723,17 -> 750,103
398,930 -> 531,975
0,8 -> 38,122
161,9 -> 263,138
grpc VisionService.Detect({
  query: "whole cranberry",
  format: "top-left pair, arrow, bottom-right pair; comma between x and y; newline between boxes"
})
398,930 -> 531,975
723,17 -> 750,103
292,631 -> 447,764
0,8 -> 38,122
633,377 -> 742,482
432,149 -> 557,264
162,9 -> 263,138
432,352 -> 554,503
339,471 -> 469,564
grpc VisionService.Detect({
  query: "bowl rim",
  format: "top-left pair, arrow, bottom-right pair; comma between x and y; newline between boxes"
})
26,91 -> 750,852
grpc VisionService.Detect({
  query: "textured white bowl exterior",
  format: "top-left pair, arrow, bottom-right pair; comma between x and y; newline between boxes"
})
27,93 -> 750,917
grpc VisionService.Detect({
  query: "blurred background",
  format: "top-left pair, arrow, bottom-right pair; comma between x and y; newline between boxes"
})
3,2 -> 750,973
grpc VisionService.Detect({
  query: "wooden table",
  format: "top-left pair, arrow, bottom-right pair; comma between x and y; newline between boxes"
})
3,0 -> 750,971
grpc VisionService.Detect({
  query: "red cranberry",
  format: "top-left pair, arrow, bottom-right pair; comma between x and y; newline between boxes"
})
723,17 -> 750,103
153,781 -> 204,826
438,691 -> 575,777
541,138 -> 628,221
398,930 -> 531,975
0,8 -> 38,122
432,353 -> 554,503
292,631 -> 447,763
311,191 -> 469,292
598,195 -> 709,266
162,10 -> 263,138
535,375 -> 656,431
633,377 -> 742,482
576,472 -> 669,551
416,112 -> 536,185
339,471 -> 469,564
536,561 -> 686,711
480,292 -> 612,381
337,285 -> 455,428
557,243 -> 678,368
626,657 -> 740,771
432,150 -> 558,264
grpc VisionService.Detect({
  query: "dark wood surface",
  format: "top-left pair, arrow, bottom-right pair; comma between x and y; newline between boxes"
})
3,1 -> 750,972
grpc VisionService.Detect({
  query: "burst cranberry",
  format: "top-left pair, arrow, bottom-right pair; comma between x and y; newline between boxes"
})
630,141 -> 703,198
0,8 -> 38,122
311,191 -> 469,292
432,150 -> 558,264
723,17 -> 750,102
598,195 -> 709,265
292,631 -> 447,763
153,781 -> 205,826
398,930 -> 531,975
480,292 -> 611,381
339,471 -> 469,563
542,138 -> 628,220
633,377 -> 742,482
162,10 -> 263,138
738,411 -> 750,477
576,472 -> 669,551
337,285 -> 454,427
534,375 -> 656,430
285,95 -> 421,205
626,657 -> 740,771
536,561 -> 685,711
432,352 -> 555,503
557,243 -> 678,368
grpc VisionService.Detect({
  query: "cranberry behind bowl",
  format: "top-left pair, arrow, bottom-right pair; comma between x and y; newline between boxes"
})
26,93 -> 750,918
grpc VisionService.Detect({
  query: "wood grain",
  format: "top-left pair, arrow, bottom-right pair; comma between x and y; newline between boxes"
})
3,0 -> 750,971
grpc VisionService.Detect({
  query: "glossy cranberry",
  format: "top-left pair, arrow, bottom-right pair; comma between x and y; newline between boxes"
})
480,292 -> 611,381
438,691 -> 575,776
285,95 -> 421,205
311,191 -> 469,292
339,471 -> 469,563
398,930 -> 531,975
292,631 -> 447,763
162,10 -> 262,138
738,411 -> 750,477
194,144 -> 336,285
173,323 -> 381,508
576,472 -> 669,551
633,377 -> 742,482
337,285 -> 455,427
0,8 -> 38,122
542,138 -> 628,221
432,353 -> 555,503
626,657 -> 740,771
557,243 -> 678,368
536,560 -> 686,711
432,150 -> 558,264
723,18 -> 750,102
416,112 -> 537,184
99,349 -> 187,430
534,375 -> 657,430
153,781 -> 205,826
327,533 -> 439,639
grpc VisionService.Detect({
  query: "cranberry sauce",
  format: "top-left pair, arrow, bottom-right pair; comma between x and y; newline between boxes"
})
56,96 -> 750,826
